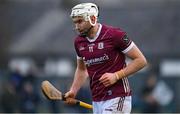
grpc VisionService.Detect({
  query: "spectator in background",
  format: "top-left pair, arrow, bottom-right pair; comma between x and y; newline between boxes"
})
0,81 -> 19,112
24,66 -> 37,83
141,73 -> 160,112
141,73 -> 174,113
9,68 -> 24,92
19,81 -> 40,113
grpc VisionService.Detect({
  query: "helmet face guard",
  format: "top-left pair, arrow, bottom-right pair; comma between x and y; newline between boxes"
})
70,3 -> 99,26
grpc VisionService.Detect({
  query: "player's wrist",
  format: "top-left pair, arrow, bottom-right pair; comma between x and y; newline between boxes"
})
69,88 -> 78,96
114,72 -> 119,81
114,69 -> 126,80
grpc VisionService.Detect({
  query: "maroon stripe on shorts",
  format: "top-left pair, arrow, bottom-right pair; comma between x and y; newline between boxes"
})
117,96 -> 125,111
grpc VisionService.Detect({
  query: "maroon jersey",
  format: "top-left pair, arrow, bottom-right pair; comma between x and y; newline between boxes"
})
74,24 -> 134,101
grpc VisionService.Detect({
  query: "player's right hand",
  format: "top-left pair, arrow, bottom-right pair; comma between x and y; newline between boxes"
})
99,73 -> 118,87
64,90 -> 76,105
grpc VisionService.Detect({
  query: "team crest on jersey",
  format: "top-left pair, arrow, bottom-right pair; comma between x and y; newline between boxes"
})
98,42 -> 104,49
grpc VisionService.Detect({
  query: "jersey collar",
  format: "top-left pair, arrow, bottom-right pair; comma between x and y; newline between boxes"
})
86,23 -> 102,42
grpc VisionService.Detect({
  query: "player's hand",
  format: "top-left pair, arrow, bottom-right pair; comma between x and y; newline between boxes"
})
99,73 -> 118,87
64,90 -> 76,105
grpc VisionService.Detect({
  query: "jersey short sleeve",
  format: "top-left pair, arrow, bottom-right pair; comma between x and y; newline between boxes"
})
74,38 -> 82,59
112,29 -> 134,53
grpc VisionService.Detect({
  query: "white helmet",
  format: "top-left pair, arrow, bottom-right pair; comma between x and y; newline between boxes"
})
70,3 -> 99,26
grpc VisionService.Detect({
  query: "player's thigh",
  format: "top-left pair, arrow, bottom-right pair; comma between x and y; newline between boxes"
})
92,101 -> 102,114
102,96 -> 132,114
121,96 -> 132,113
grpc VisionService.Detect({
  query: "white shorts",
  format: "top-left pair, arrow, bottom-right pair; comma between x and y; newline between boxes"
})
92,96 -> 132,114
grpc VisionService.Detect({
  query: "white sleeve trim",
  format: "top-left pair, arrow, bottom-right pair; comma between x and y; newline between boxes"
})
77,55 -> 82,60
122,42 -> 135,53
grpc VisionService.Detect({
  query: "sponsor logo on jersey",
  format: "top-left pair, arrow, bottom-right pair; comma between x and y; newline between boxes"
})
83,54 -> 109,66
107,90 -> 112,95
123,34 -> 130,44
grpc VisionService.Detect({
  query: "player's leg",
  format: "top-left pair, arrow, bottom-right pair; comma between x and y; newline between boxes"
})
102,96 -> 132,114
120,96 -> 132,113
92,101 -> 102,114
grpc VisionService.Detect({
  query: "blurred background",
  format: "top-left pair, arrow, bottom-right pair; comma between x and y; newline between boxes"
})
0,0 -> 180,113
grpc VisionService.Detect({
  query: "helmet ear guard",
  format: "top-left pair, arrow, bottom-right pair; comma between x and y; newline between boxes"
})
88,15 -> 97,26
70,3 -> 99,26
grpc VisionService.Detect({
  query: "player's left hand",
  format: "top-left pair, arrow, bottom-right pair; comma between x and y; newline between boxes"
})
64,90 -> 76,105
99,73 -> 117,87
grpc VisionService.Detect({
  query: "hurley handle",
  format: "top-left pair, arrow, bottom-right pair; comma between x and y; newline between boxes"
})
62,95 -> 92,109
77,100 -> 93,109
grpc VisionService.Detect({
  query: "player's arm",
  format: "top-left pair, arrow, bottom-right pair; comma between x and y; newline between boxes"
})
65,58 -> 88,101
121,43 -> 147,77
100,43 -> 147,87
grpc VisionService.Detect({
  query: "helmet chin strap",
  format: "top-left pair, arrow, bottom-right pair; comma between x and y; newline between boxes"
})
79,16 -> 97,37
